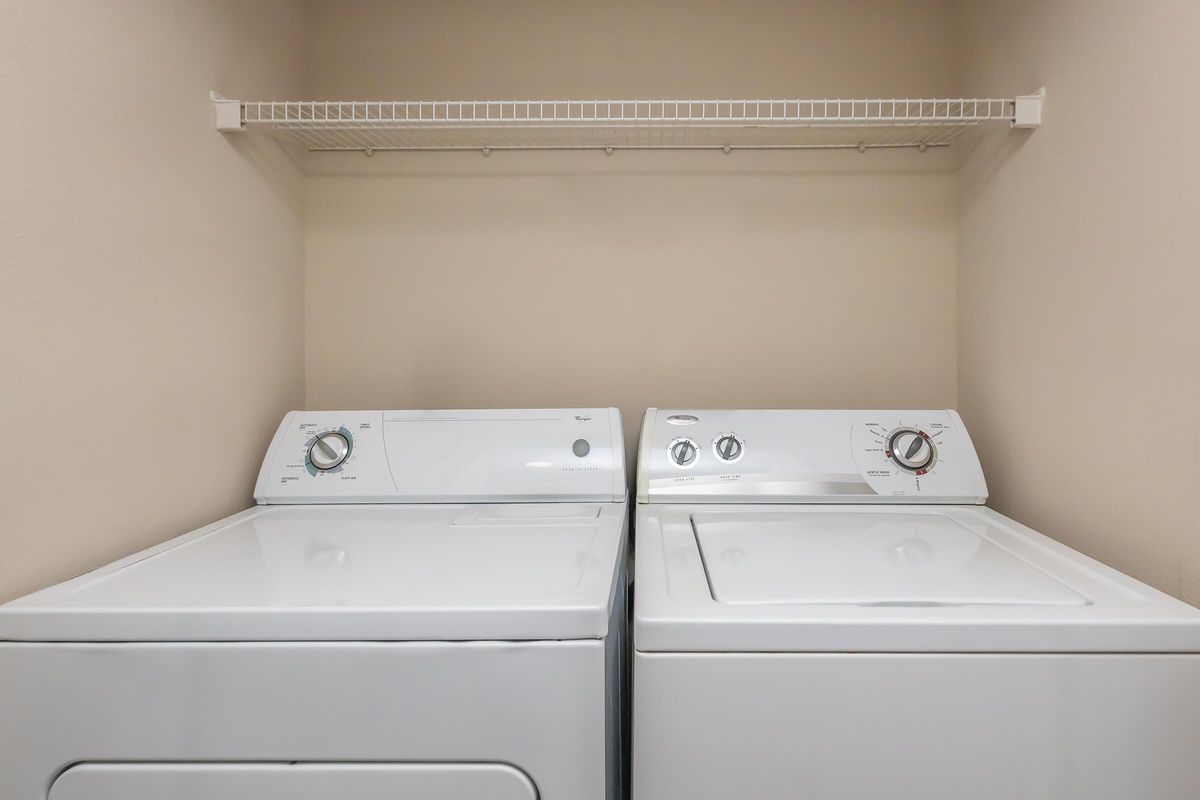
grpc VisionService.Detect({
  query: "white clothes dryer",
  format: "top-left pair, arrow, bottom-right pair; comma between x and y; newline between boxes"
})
0,409 -> 629,800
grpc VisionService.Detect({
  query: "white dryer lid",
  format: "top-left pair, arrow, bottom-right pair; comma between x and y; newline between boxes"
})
0,503 -> 627,642
635,504 -> 1200,653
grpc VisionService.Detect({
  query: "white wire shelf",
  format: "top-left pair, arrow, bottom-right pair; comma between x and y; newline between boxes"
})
213,90 -> 1043,154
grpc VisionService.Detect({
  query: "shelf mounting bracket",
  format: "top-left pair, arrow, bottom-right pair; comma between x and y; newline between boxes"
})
211,91 -> 245,132
1012,87 -> 1045,129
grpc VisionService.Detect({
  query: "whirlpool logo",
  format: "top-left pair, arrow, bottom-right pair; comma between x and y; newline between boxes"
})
574,415 -> 592,422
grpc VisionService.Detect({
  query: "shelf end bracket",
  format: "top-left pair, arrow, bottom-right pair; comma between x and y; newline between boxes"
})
1012,87 -> 1045,129
211,91 -> 245,133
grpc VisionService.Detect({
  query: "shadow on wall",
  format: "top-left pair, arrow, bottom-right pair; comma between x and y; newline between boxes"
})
225,134 -> 306,219
956,127 -> 1034,214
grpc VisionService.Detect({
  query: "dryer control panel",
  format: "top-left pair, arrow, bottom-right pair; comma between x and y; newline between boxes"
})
637,409 -> 987,504
255,409 -> 626,504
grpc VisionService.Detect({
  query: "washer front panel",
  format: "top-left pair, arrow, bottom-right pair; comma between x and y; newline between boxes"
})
633,651 -> 1200,800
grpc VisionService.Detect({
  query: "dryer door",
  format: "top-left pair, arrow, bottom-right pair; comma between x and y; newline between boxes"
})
50,762 -> 537,800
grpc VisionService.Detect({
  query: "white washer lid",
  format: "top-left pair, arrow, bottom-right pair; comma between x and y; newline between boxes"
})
695,512 -> 1087,606
634,505 -> 1200,653
0,503 -> 627,642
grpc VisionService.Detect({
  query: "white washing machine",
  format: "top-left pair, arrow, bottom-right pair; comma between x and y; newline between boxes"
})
0,409 -> 629,800
632,409 -> 1200,800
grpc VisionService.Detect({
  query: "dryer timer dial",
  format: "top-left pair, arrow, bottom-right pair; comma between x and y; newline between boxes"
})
309,431 -> 350,471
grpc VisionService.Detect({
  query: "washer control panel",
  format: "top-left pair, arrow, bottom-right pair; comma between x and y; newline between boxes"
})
256,409 -> 626,504
638,409 -> 987,504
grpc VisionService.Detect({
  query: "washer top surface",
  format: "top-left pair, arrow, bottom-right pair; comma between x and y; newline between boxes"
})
695,511 -> 1087,607
0,502 -> 627,643
634,409 -> 1200,652
635,503 -> 1200,653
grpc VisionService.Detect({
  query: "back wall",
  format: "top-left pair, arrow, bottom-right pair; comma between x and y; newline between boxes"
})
303,0 -> 961,454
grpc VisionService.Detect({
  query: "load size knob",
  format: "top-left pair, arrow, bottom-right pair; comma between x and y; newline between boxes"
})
668,438 -> 698,468
308,431 -> 350,471
887,428 -> 935,472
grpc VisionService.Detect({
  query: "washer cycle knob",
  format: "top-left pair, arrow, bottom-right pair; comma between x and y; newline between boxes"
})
887,428 -> 935,472
714,434 -> 745,463
668,438 -> 698,468
308,432 -> 350,471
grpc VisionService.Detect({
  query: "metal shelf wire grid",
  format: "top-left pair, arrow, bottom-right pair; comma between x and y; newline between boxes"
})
231,97 -> 1024,152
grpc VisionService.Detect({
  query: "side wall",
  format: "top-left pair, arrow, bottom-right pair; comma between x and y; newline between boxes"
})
0,1 -> 308,601
303,0 -> 960,457
956,0 -> 1200,604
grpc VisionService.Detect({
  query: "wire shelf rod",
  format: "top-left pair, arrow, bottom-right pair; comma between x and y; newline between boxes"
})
212,91 -> 1043,153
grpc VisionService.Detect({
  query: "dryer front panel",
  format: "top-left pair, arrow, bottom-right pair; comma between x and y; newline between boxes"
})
51,763 -> 537,800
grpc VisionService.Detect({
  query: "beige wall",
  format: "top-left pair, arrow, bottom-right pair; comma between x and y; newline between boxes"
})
9,0 -> 1196,610
955,1 -> 1200,605
0,1 -> 307,602
303,0 -> 960,459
